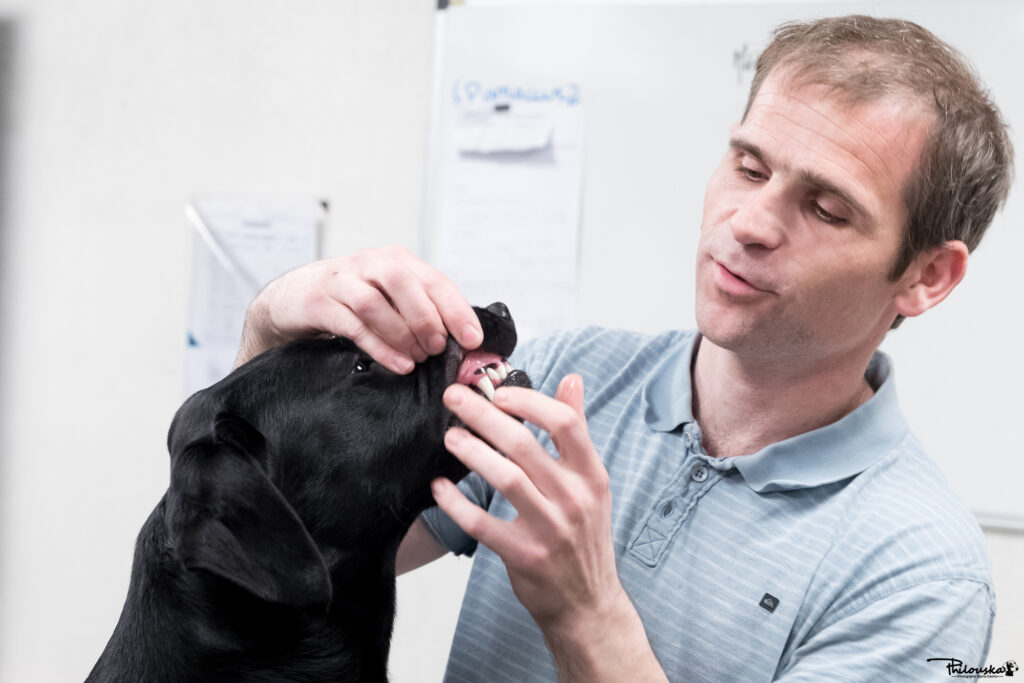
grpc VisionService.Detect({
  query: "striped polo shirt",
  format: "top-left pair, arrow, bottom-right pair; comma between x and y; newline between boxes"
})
420,326 -> 994,682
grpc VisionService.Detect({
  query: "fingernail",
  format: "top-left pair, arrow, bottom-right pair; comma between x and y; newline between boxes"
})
395,355 -> 414,373
430,333 -> 447,355
462,323 -> 482,348
431,478 -> 445,496
444,385 -> 464,406
445,428 -> 462,445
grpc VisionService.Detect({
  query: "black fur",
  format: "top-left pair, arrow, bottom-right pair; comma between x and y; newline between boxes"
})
88,302 -> 529,682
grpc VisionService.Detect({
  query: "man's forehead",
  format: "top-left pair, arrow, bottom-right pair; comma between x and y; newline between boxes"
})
748,66 -> 934,137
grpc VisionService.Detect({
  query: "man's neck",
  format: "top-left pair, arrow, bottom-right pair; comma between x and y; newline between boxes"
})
691,337 -> 877,459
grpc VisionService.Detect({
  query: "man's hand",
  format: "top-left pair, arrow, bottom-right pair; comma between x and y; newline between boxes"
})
433,375 -> 667,682
234,246 -> 482,372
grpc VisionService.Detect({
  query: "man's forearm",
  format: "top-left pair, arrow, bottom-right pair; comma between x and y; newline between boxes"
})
542,589 -> 669,683
233,298 -> 280,369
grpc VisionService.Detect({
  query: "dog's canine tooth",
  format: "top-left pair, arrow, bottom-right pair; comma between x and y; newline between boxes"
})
485,366 -> 501,383
476,375 -> 496,401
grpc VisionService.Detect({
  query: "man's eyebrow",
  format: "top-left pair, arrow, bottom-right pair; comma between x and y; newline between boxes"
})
728,136 -> 870,220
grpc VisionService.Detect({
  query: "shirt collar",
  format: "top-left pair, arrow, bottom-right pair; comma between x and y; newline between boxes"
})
642,333 -> 910,492
642,331 -> 700,432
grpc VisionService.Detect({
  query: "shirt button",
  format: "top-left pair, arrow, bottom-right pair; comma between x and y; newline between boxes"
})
691,465 -> 708,483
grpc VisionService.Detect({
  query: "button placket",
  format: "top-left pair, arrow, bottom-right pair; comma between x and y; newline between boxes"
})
628,425 -> 719,567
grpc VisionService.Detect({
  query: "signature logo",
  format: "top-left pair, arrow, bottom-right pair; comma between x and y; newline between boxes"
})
926,658 -> 1018,678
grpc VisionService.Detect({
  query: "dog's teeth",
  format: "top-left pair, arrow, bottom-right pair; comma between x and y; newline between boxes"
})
503,361 -> 512,374
496,363 -> 508,381
475,375 -> 496,401
485,366 -> 501,383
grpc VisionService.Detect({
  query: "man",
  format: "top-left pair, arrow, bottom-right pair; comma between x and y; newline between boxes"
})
235,16 -> 1011,682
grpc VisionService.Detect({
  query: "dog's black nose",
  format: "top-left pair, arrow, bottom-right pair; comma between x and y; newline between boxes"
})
485,302 -> 511,319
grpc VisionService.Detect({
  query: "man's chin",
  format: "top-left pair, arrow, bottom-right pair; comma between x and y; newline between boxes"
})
695,300 -> 754,346
698,301 -> 779,351
697,309 -> 820,363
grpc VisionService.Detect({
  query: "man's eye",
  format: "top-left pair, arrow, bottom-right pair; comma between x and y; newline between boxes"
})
811,201 -> 847,225
736,165 -> 767,182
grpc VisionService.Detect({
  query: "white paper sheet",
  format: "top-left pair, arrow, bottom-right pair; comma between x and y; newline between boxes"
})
184,196 -> 325,396
429,84 -> 585,343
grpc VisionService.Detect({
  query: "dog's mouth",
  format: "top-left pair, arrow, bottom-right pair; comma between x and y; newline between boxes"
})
444,338 -> 531,403
439,302 -> 532,435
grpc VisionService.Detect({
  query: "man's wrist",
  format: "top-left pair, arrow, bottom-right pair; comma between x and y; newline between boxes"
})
541,588 -> 668,683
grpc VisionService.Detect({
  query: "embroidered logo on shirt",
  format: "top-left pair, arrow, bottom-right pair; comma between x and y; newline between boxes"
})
759,593 -> 779,613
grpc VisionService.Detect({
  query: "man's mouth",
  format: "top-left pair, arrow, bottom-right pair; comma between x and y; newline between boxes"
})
714,261 -> 773,295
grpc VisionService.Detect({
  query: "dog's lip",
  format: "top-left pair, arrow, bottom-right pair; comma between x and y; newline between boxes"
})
443,337 -> 467,430
444,336 -> 465,388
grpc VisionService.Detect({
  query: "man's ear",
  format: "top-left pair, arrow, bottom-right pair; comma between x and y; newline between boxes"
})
165,412 -> 332,611
894,240 -> 969,320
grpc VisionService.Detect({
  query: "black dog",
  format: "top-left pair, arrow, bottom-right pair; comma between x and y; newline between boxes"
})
88,302 -> 530,682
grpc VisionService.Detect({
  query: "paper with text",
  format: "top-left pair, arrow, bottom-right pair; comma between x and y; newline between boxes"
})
430,84 -> 585,344
185,196 -> 324,396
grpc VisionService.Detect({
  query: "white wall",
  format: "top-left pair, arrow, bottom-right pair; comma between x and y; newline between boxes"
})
0,1 -> 457,680
0,1 -> 1018,682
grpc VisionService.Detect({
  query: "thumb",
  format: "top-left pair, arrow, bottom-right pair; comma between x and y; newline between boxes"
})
555,374 -> 586,421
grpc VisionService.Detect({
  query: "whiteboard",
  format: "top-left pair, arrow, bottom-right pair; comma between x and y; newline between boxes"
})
426,1 -> 1024,524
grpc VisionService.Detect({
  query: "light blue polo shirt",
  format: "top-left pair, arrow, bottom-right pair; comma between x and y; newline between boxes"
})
420,327 -> 994,682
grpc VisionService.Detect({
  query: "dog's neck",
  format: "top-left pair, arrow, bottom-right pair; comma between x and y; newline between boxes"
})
88,500 -> 400,683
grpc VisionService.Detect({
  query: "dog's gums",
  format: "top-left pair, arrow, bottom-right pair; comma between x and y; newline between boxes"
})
458,357 -> 512,400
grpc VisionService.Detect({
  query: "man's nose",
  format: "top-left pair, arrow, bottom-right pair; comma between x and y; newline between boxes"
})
729,183 -> 787,250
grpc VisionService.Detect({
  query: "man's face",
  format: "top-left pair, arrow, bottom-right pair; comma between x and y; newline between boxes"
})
695,70 -> 932,367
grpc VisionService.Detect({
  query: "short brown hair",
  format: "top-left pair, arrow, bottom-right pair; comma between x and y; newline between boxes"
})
745,16 -> 1013,325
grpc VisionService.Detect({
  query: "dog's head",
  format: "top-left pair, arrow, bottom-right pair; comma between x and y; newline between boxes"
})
163,302 -> 530,611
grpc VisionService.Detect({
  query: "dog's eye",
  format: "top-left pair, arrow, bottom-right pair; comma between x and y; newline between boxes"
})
351,359 -> 372,374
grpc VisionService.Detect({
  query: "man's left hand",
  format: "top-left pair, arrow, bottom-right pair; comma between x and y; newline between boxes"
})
432,375 -> 667,682
432,374 -> 622,632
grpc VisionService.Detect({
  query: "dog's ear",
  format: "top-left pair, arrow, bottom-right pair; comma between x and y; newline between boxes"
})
165,412 -> 332,611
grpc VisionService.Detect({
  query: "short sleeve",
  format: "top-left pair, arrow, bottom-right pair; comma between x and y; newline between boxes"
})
775,579 -> 994,682
418,472 -> 494,556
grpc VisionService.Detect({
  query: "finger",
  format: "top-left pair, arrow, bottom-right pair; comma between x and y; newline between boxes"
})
555,374 -> 586,421
325,278 -> 429,365
430,476 -> 520,558
444,427 -> 556,522
492,380 -> 601,477
366,252 -> 449,356
412,261 -> 483,350
444,384 -> 566,497
550,374 -> 587,452
316,303 -> 415,374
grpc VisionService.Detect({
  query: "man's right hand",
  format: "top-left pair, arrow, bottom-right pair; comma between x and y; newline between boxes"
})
234,246 -> 483,373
